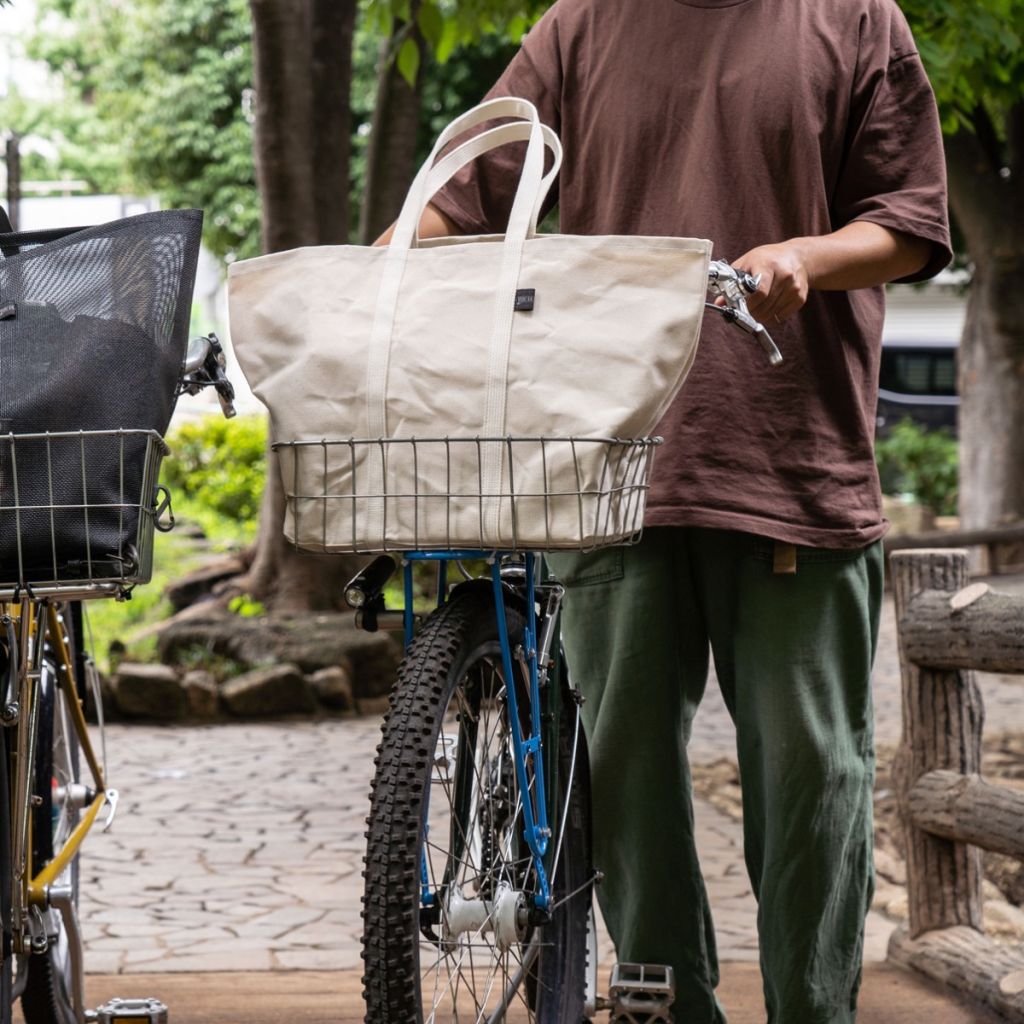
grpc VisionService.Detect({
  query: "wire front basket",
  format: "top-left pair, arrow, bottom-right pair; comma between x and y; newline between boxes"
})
0,429 -> 169,595
272,436 -> 661,554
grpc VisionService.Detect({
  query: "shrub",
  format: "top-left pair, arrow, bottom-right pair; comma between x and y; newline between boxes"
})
163,414 -> 267,526
875,418 -> 958,517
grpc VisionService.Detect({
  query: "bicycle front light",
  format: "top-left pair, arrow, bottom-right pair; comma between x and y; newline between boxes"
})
344,555 -> 397,610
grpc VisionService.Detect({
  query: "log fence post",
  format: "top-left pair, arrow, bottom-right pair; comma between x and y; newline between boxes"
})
890,549 -> 984,936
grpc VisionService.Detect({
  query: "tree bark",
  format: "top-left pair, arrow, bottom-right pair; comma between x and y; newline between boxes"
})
946,108 -> 1024,532
247,0 -> 362,610
358,4 -> 425,245
890,550 -> 984,938
900,585 -> 1024,674
888,925 -> 1024,1020
909,770 -> 1024,861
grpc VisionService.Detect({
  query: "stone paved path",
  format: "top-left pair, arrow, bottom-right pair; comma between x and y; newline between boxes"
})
78,583 -> 1024,974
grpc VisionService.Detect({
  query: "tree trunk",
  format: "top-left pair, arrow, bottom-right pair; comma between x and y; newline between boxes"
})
247,0 -> 362,611
358,5 -> 425,245
945,106 -> 1024,532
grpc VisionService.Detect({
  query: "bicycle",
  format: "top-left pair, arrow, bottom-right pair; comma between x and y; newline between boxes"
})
271,260 -> 778,1023
0,206 -> 235,1024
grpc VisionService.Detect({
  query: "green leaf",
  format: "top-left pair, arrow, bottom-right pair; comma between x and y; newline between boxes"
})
417,1 -> 444,49
435,17 -> 459,64
397,36 -> 420,85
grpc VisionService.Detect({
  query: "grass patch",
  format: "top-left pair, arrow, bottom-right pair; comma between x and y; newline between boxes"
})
82,528 -> 210,673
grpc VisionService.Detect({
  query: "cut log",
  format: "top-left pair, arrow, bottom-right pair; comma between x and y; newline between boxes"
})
901,587 -> 1024,674
910,770 -> 1024,860
890,550 -> 984,937
888,924 -> 1024,1021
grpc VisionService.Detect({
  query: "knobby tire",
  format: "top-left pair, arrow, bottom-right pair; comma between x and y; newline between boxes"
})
362,592 -> 592,1023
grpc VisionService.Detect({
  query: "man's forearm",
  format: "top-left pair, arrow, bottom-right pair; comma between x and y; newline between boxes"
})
789,222 -> 932,290
373,203 -> 462,247
732,221 -> 933,323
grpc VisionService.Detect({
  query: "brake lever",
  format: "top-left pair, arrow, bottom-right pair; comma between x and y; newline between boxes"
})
178,333 -> 238,416
706,260 -> 784,366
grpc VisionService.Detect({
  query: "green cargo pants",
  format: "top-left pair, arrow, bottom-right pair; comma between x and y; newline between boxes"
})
546,527 -> 883,1024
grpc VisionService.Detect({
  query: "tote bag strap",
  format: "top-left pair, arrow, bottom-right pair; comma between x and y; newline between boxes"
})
419,121 -> 561,238
390,96 -> 551,251
364,98 -> 560,540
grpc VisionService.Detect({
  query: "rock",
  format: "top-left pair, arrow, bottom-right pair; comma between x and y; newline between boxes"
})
183,670 -> 219,718
221,664 -> 317,717
984,899 -> 1024,940
309,666 -> 354,711
874,848 -> 907,885
356,695 -> 391,717
884,890 -> 908,920
157,614 -> 400,699
112,663 -> 189,720
164,555 -> 248,611
871,879 -> 905,917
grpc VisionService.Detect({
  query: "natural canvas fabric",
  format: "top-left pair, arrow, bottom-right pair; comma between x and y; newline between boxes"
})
230,98 -> 711,551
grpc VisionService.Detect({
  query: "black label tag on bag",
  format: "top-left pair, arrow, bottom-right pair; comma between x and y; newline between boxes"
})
0,301 -> 15,320
514,288 -> 535,312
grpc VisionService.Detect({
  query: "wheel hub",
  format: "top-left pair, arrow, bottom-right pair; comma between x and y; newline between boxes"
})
442,882 -> 528,953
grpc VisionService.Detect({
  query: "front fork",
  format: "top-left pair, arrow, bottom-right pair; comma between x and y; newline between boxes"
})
404,552 -> 563,915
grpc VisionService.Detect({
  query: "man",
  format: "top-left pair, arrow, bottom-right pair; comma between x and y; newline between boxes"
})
380,1 -> 951,1019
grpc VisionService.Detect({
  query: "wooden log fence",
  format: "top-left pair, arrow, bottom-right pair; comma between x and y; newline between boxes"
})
890,548 -> 1024,1021
884,522 -> 1024,573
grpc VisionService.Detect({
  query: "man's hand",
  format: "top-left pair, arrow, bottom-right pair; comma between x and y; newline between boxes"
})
729,221 -> 933,325
730,241 -> 809,325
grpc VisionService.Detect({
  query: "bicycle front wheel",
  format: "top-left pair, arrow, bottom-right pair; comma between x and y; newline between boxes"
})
20,611 -> 82,1024
362,592 -> 592,1023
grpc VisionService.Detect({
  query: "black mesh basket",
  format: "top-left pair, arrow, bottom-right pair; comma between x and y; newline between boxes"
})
0,209 -> 202,589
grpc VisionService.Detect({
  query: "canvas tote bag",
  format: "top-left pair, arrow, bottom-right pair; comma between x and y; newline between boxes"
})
230,98 -> 711,552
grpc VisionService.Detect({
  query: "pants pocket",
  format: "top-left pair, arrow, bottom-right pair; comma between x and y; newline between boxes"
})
545,546 -> 624,587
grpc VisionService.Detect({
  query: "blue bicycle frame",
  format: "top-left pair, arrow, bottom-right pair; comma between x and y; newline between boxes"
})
403,550 -> 553,911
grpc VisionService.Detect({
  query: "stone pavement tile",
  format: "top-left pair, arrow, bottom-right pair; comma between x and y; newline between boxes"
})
81,951 -> 125,974
79,702 -> 920,977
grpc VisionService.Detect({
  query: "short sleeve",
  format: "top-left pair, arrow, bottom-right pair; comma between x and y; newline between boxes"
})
831,8 -> 952,283
431,11 -> 563,236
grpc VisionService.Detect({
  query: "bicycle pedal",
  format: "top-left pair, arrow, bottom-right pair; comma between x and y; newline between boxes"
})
608,962 -> 675,1023
85,996 -> 169,1023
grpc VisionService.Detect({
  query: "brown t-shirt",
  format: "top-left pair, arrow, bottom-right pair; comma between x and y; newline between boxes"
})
433,0 -> 952,547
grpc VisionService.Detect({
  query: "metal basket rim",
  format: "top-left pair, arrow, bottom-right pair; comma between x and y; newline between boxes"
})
272,434 -> 664,452
1,428 -> 171,457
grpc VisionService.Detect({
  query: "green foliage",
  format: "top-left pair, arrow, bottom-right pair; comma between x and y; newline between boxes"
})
172,644 -> 249,681
905,0 -> 1024,152
18,0 -> 258,260
899,0 -> 1022,132
229,593 -> 266,618
875,419 -> 959,517
82,529 -> 204,672
368,0 -> 547,82
162,414 -> 267,534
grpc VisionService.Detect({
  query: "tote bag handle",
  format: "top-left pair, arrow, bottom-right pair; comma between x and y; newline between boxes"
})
416,120 -> 561,243
389,96 -> 557,252
365,98 -> 561,541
